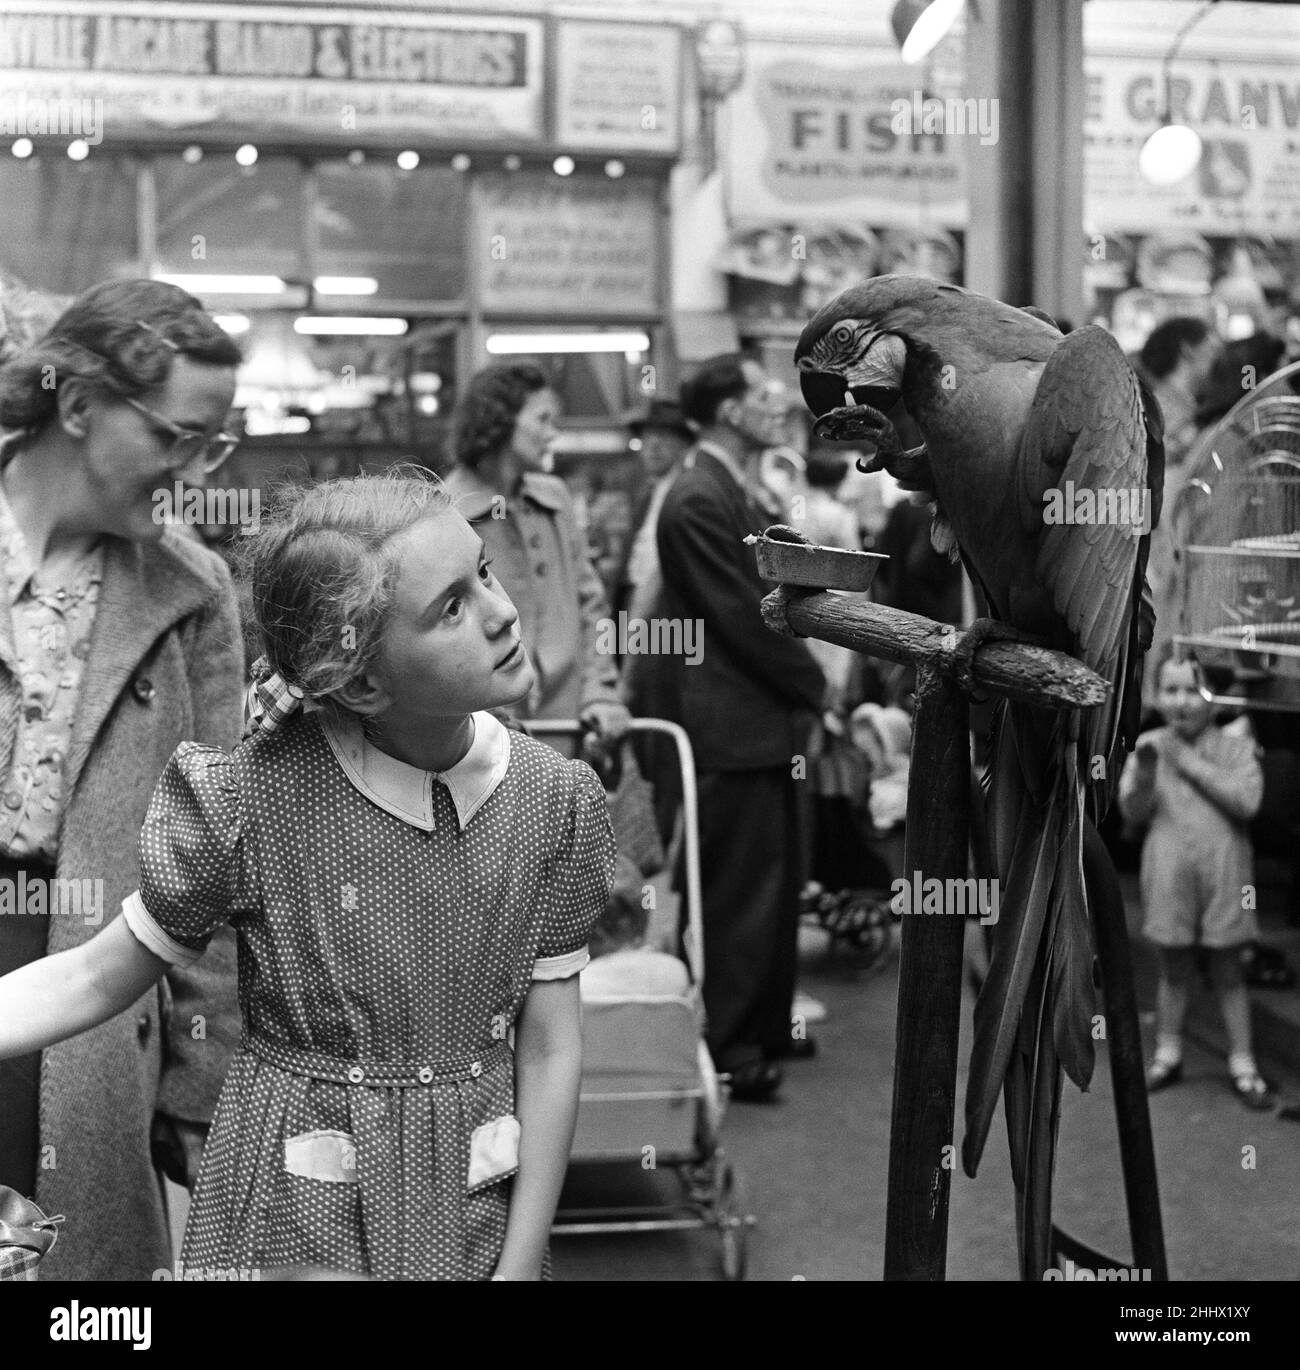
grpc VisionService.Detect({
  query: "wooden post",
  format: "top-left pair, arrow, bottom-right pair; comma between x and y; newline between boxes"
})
884,662 -> 969,1280
757,565 -> 1165,1281
1082,822 -> 1170,1281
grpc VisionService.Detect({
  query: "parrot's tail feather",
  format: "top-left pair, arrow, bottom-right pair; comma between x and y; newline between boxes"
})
1002,956 -> 1044,1193
1020,993 -> 1064,1281
963,710 -> 1095,1179
962,783 -> 1061,1177
1049,749 -> 1097,1089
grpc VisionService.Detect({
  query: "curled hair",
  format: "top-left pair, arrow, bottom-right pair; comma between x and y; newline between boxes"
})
451,361 -> 549,469
0,278 -> 241,434
233,466 -> 452,706
1138,317 -> 1210,383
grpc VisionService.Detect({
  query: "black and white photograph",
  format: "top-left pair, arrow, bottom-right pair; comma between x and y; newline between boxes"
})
0,0 -> 1296,1339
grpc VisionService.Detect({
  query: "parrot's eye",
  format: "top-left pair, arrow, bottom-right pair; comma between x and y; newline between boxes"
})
833,325 -> 854,344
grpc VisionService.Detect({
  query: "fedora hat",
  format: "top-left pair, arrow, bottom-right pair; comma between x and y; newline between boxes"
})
627,397 -> 694,441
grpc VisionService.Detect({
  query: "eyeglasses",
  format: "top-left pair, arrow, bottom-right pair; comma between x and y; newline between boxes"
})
743,380 -> 789,415
121,395 -> 240,474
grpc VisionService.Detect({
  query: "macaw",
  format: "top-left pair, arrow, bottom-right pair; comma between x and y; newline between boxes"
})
794,276 -> 1164,1279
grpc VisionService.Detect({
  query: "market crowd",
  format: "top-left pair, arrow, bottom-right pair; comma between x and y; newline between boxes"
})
0,277 -> 1293,1281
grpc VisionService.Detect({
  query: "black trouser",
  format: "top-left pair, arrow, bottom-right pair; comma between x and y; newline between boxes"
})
0,854 -> 53,1198
680,768 -> 806,1071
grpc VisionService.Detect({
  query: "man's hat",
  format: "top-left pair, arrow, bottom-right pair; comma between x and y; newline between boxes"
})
627,397 -> 694,441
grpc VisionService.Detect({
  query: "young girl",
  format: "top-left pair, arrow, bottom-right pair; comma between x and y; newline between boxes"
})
0,471 -> 616,1279
1118,651 -> 1271,1110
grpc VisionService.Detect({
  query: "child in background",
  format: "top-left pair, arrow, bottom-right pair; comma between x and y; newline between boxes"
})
1118,651 -> 1272,1109
0,471 -> 617,1278
582,854 -> 690,999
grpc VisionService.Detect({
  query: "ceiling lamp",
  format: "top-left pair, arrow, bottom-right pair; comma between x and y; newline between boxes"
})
294,317 -> 408,336
486,332 -> 650,355
1139,0 -> 1219,186
1139,121 -> 1203,187
890,0 -> 965,64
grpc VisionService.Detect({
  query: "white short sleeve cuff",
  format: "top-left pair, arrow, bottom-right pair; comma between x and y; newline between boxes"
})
120,890 -> 204,969
531,946 -> 589,981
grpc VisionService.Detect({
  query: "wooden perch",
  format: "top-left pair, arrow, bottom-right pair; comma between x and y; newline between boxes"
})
749,532 -> 1162,1283
761,586 -> 1109,711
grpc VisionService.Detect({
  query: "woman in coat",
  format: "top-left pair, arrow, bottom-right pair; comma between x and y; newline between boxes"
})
443,362 -> 629,754
0,279 -> 244,1280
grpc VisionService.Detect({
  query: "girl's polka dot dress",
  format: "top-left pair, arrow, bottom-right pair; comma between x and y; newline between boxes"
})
122,709 -> 616,1280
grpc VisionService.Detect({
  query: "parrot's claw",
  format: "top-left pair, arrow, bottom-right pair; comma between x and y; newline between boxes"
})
950,617 -> 1037,699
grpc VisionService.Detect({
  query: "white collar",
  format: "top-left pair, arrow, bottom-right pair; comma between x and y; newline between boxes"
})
321,709 -> 510,831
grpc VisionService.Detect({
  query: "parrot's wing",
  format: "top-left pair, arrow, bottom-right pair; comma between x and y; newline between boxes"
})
964,327 -> 1154,1190
1016,325 -> 1153,792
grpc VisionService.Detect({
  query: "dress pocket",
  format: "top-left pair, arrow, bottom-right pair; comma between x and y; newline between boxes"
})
283,1129 -> 358,1184
467,1115 -> 520,1192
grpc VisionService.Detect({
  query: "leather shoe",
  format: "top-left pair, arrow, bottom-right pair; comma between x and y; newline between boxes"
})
725,1059 -> 783,1102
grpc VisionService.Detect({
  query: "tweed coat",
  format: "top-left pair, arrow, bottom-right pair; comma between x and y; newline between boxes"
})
442,467 -> 622,731
0,526 -> 243,1280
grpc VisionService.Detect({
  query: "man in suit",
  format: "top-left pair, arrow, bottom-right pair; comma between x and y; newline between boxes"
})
616,397 -> 694,624
655,355 -> 827,1101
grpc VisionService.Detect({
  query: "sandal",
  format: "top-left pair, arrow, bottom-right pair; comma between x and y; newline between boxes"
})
1231,1070 -> 1274,1111
1145,1059 -> 1183,1092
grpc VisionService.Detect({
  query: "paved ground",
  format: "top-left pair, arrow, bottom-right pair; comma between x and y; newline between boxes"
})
553,898 -> 1300,1283
164,877 -> 1299,1283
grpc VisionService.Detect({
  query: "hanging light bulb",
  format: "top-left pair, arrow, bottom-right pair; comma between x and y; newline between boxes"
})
1137,1 -> 1219,186
1139,119 -> 1203,186
891,0 -> 965,64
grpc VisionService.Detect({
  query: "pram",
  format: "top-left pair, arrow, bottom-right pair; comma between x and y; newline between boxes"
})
525,718 -> 755,1280
799,704 -> 909,968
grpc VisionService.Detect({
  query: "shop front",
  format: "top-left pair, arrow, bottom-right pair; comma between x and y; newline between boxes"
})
1083,0 -> 1300,352
713,23 -> 969,400
0,2 -> 682,499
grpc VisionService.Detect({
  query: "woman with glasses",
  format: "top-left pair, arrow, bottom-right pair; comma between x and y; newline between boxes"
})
0,278 -> 245,1279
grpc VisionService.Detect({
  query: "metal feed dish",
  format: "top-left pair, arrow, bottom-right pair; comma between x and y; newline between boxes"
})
1171,361 -> 1300,711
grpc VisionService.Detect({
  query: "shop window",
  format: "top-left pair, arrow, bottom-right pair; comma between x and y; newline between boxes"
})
154,155 -> 305,284
0,156 -> 138,294
481,331 -> 654,423
315,161 -> 467,305
544,349 -> 650,421
231,313 -> 459,473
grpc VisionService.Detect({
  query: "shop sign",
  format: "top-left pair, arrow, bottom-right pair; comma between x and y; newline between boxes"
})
554,20 -> 680,155
722,43 -> 967,228
0,1 -> 545,144
476,175 -> 659,316
1085,54 -> 1300,236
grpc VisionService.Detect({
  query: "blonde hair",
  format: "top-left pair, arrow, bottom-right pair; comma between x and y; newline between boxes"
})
235,466 -> 452,705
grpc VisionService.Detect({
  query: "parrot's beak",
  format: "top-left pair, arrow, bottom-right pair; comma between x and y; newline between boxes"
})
796,333 -> 906,444
798,364 -> 901,447
798,367 -> 900,423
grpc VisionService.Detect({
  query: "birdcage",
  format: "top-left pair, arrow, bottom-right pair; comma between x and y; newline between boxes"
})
1171,360 -> 1300,711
